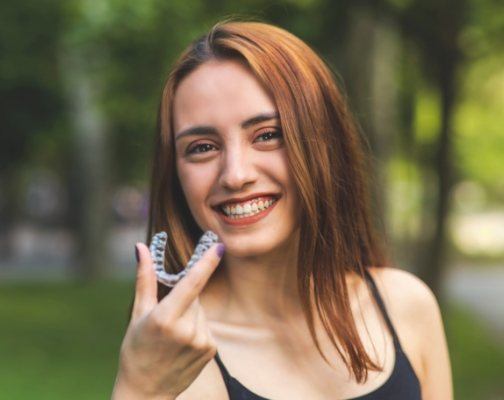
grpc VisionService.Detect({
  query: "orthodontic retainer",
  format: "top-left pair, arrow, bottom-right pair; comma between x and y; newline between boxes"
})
149,230 -> 219,287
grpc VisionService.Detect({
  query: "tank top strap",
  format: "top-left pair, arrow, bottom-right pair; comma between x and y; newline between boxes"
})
214,351 -> 233,385
362,268 -> 403,351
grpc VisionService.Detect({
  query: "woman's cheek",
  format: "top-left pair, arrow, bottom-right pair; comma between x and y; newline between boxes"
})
178,163 -> 216,216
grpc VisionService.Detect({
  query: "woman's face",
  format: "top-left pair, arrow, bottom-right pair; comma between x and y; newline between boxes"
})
173,59 -> 300,257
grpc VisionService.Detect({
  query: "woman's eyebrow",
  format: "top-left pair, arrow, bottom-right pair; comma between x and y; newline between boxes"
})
175,112 -> 279,141
241,111 -> 279,129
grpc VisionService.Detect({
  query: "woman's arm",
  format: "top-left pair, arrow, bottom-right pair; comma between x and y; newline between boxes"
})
370,267 -> 454,400
409,275 -> 453,400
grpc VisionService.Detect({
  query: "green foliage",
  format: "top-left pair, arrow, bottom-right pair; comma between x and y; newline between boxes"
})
455,56 -> 504,200
0,0 -> 67,171
1,0 -> 501,185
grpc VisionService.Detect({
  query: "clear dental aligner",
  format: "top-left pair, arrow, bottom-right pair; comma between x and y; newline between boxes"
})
149,230 -> 219,287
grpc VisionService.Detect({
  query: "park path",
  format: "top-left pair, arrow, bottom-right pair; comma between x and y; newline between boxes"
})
445,265 -> 504,341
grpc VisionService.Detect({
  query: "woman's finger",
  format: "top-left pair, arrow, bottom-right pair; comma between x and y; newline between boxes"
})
131,243 -> 158,321
155,243 -> 224,320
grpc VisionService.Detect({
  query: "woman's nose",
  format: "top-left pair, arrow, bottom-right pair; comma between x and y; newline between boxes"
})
218,147 -> 257,191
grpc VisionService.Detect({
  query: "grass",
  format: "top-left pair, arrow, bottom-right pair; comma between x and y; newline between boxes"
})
0,280 -> 503,399
445,305 -> 504,400
0,280 -> 133,400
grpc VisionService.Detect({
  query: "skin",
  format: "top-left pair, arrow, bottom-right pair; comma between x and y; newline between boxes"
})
112,243 -> 224,400
173,59 -> 304,325
112,59 -> 453,399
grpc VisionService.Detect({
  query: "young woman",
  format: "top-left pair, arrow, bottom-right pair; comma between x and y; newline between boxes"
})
112,21 -> 452,400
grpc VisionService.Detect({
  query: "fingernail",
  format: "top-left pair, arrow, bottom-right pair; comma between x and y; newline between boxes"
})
135,244 -> 140,263
216,243 -> 225,258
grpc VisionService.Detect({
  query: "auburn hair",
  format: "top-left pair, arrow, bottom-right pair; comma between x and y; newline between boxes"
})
147,20 -> 388,382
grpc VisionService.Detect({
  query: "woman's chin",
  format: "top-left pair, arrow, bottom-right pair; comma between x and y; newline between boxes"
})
222,241 -> 278,259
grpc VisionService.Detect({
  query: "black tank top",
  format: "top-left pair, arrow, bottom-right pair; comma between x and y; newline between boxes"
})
213,269 -> 422,399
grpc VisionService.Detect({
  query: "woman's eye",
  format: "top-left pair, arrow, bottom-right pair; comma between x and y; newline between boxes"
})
185,131 -> 282,155
186,143 -> 216,155
255,130 -> 283,142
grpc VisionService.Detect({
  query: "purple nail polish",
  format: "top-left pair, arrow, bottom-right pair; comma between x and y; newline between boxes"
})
216,243 -> 225,258
135,245 -> 140,262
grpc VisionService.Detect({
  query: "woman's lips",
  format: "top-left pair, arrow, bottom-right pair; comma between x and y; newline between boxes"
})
215,198 -> 278,226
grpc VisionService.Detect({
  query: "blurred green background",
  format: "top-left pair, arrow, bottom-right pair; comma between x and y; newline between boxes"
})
0,0 -> 503,399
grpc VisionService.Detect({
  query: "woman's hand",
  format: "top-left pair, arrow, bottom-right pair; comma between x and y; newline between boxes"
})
111,241 -> 224,400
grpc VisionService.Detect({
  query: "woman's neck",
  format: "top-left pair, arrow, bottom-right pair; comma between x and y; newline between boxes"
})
202,233 -> 305,327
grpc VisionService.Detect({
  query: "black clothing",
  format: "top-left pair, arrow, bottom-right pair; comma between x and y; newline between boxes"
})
213,269 -> 422,399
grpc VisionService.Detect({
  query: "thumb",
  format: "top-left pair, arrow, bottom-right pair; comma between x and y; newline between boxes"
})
131,243 -> 158,321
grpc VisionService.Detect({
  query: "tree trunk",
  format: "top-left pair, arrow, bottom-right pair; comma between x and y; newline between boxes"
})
60,48 -> 110,281
343,7 -> 400,259
419,64 -> 456,300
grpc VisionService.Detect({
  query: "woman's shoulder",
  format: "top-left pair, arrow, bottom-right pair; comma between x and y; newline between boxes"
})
365,266 -> 441,329
365,266 -> 453,398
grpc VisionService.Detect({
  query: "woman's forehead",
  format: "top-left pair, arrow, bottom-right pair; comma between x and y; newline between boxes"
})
172,60 -> 276,134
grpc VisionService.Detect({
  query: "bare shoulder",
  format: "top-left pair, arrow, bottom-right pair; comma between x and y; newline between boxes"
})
366,267 -> 453,400
366,266 -> 443,352
366,267 -> 438,320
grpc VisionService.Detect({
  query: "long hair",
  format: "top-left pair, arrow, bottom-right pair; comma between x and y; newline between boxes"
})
147,20 -> 388,382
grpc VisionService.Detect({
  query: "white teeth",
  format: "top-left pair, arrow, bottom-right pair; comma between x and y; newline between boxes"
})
220,197 -> 277,217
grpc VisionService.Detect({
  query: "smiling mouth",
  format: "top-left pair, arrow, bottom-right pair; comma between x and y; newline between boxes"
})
222,197 -> 277,218
213,195 -> 280,222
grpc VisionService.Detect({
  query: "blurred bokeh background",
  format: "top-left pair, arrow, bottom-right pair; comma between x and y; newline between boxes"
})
0,0 -> 503,399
